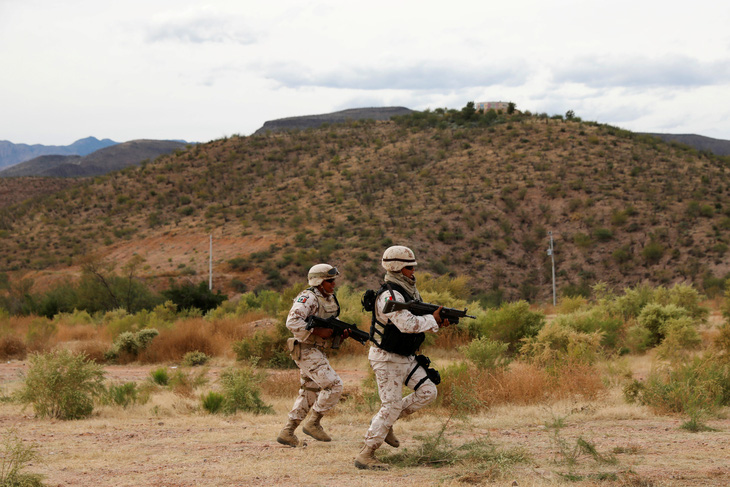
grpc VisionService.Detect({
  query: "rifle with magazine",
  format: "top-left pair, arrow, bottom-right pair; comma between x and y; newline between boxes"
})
305,315 -> 371,348
382,296 -> 475,324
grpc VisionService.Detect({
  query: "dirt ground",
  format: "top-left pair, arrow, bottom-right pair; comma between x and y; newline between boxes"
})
2,361 -> 729,487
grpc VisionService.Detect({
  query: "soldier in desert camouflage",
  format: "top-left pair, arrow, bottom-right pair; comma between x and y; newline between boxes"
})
276,264 -> 348,447
354,245 -> 450,470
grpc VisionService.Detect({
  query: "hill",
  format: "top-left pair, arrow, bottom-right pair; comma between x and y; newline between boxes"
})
253,107 -> 414,135
0,136 -> 117,169
0,140 -> 189,178
2,110 -> 730,303
643,133 -> 730,156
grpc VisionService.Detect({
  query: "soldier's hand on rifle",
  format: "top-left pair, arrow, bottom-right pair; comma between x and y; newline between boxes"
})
311,327 -> 334,339
342,328 -> 350,339
433,307 -> 450,328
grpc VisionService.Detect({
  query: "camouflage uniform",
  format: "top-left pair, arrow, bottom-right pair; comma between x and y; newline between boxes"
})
363,288 -> 440,449
285,286 -> 343,421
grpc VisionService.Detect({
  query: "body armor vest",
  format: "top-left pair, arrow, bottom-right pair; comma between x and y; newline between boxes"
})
370,282 -> 425,356
304,288 -> 340,347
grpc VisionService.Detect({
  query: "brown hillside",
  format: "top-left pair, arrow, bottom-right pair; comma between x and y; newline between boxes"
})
2,114 -> 730,302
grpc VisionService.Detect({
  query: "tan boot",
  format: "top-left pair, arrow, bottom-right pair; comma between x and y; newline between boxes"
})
302,410 -> 331,442
354,445 -> 389,470
384,427 -> 400,448
276,418 -> 301,447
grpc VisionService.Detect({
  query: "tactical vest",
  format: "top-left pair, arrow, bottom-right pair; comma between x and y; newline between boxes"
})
303,287 -> 340,347
370,282 -> 425,356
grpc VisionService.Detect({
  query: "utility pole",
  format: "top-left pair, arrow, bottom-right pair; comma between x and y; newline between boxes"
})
547,231 -> 556,306
209,234 -> 213,291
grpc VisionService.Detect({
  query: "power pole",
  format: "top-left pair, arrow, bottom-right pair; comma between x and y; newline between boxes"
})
547,231 -> 556,306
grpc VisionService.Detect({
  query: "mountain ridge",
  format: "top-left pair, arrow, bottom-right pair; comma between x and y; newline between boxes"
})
0,136 -> 118,169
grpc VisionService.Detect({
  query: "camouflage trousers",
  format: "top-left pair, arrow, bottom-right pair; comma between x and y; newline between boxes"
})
287,346 -> 343,422
363,358 -> 437,449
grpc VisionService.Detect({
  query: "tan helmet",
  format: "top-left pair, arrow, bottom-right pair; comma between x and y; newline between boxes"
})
381,245 -> 417,272
308,264 -> 340,286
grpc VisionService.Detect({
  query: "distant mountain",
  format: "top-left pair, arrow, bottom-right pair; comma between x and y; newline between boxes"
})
0,136 -> 118,169
0,140 -> 189,178
253,107 -> 414,135
642,133 -> 730,156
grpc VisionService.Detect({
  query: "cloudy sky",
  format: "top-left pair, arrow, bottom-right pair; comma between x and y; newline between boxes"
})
2,0 -> 729,145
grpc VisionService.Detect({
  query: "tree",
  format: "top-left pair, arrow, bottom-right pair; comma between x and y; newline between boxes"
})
566,110 -> 575,120
507,102 -> 516,115
162,281 -> 227,314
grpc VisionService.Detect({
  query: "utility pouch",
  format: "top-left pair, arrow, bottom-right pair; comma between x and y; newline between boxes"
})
286,337 -> 301,361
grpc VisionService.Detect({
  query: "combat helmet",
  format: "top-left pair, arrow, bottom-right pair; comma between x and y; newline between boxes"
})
308,264 -> 340,286
381,245 -> 417,272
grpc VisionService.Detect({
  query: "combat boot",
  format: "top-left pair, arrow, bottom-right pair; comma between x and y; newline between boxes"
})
384,426 -> 400,448
276,418 -> 301,447
302,410 -> 332,442
354,445 -> 389,470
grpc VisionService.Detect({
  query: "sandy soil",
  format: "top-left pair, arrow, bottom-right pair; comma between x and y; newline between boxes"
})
2,361 -> 729,487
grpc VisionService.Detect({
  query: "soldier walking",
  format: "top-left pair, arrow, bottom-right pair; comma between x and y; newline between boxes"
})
276,264 -> 348,447
355,246 -> 449,470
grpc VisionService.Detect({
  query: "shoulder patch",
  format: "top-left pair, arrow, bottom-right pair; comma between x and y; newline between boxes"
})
297,296 -> 309,303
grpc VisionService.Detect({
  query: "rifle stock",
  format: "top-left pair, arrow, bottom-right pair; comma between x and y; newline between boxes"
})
305,315 -> 370,348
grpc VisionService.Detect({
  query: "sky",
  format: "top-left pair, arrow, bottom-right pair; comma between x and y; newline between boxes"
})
2,0 -> 730,146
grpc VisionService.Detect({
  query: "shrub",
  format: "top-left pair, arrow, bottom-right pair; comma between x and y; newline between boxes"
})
201,391 -> 225,414
219,367 -> 274,415
0,334 -> 26,360
469,301 -> 544,353
233,331 -> 276,363
520,321 -> 604,368
654,317 -> 702,362
162,282 -> 227,314
552,308 -> 624,350
182,350 -> 210,366
106,328 -> 159,362
460,337 -> 510,370
625,356 -> 730,414
636,303 -> 688,347
104,382 -> 139,408
16,350 -> 105,420
150,367 -> 169,386
0,429 -> 44,487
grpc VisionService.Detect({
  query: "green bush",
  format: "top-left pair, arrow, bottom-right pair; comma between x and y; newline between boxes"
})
201,391 -> 225,414
104,382 -> 139,408
0,429 -> 44,487
636,303 -> 688,347
654,317 -> 702,362
625,356 -> 730,414
460,337 -> 510,370
182,351 -> 210,367
552,308 -> 624,350
219,367 -> 274,415
520,321 -> 603,367
469,301 -> 544,353
16,350 -> 105,420
162,282 -> 227,314
150,367 -> 169,386
233,331 -> 276,363
106,328 -> 159,361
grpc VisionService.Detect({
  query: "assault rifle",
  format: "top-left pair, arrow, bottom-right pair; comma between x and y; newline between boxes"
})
382,298 -> 475,324
305,316 -> 370,348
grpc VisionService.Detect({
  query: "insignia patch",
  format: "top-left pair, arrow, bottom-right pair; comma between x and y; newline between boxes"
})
297,296 -> 308,303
